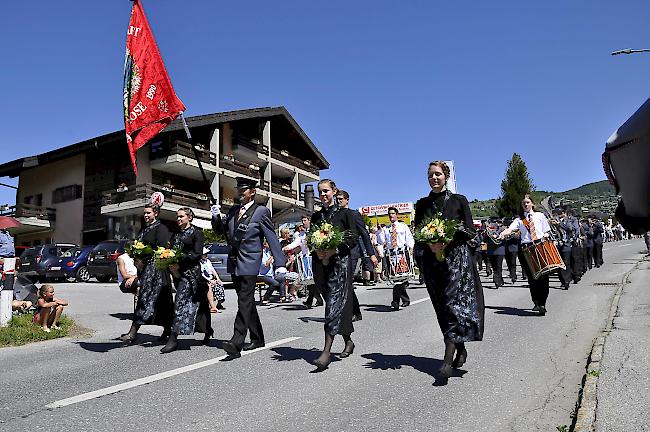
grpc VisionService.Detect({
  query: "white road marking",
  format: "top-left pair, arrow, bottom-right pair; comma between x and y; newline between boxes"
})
45,336 -> 301,410
411,297 -> 431,305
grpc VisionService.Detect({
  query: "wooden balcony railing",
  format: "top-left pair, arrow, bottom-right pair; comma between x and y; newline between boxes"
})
270,149 -> 319,174
151,140 -> 216,165
0,204 -> 56,221
233,134 -> 269,154
220,155 -> 264,179
102,183 -> 211,210
271,182 -> 297,199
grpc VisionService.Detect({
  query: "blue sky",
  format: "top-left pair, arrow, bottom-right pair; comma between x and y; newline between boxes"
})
1,1 -> 649,209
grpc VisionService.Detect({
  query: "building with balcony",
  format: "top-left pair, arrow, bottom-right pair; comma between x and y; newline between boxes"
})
0,107 -> 327,246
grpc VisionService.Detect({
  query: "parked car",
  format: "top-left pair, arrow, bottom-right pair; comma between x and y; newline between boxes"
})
18,244 -> 78,281
206,243 -> 231,283
45,246 -> 94,282
14,245 -> 29,258
87,240 -> 128,283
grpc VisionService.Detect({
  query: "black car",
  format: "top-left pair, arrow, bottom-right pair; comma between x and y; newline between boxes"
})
87,240 -> 128,282
19,244 -> 78,282
206,243 -> 231,282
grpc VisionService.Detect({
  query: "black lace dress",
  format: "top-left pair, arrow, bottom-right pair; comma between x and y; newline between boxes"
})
310,204 -> 358,336
133,220 -> 174,328
415,191 -> 484,343
169,225 -> 209,335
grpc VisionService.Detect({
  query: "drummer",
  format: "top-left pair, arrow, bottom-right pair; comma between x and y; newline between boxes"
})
498,194 -> 552,316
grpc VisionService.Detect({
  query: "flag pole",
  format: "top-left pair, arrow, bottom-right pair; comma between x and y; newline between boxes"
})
180,112 -> 217,205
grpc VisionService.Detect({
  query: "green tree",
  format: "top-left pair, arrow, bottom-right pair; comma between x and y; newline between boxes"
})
202,228 -> 226,244
495,153 -> 535,217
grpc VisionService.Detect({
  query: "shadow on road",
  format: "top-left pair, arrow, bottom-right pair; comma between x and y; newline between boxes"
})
361,352 -> 467,386
270,346 -> 342,372
298,316 -> 326,323
485,305 -> 538,316
76,334 -> 162,352
362,304 -> 395,313
109,312 -> 134,321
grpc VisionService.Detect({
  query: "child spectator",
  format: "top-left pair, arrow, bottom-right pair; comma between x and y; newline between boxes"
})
34,284 -> 68,332
117,247 -> 139,294
200,247 -> 226,312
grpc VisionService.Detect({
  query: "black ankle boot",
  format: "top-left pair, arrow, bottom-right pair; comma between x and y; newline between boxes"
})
161,334 -> 178,354
158,327 -> 171,342
203,328 -> 214,345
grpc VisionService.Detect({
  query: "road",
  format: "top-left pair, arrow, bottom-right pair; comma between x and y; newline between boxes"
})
0,238 -> 645,432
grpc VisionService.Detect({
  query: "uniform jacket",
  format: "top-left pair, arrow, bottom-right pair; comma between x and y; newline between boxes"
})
211,204 -> 287,276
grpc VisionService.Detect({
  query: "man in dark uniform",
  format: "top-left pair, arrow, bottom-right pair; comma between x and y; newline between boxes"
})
485,217 -> 505,288
503,218 -> 520,283
592,217 -> 604,267
566,208 -> 583,284
581,218 -> 594,270
336,190 -> 378,322
553,207 -> 574,290
211,177 -> 287,357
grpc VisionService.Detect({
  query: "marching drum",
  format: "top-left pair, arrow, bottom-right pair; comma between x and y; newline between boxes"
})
387,248 -> 414,284
521,239 -> 565,280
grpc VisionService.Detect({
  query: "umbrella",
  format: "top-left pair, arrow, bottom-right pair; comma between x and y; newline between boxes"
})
0,216 -> 21,230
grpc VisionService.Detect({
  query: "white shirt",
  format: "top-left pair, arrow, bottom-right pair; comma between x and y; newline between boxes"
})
238,200 -> 255,217
285,230 -> 308,254
116,253 -> 137,286
508,211 -> 551,244
377,221 -> 414,250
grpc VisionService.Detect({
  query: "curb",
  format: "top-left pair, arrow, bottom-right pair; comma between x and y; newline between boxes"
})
572,258 -> 643,431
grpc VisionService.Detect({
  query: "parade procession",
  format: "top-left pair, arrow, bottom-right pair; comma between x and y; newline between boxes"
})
1,1 -> 650,431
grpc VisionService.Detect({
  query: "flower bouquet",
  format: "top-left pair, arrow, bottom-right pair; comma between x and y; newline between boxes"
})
153,247 -> 183,278
126,240 -> 153,271
414,214 -> 459,262
307,222 -> 343,265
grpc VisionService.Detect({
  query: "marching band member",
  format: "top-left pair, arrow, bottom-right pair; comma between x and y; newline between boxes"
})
499,194 -> 552,316
592,217 -> 605,267
503,218 -> 520,283
552,207 -> 575,290
377,206 -> 414,310
485,217 -> 506,288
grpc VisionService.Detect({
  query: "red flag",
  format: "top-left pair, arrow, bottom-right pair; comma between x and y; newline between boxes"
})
123,0 -> 185,174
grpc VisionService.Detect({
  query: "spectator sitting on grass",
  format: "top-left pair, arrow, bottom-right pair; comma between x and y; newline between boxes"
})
34,284 -> 68,332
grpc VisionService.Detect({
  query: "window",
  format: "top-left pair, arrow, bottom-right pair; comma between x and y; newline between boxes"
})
52,185 -> 83,204
24,195 -> 33,205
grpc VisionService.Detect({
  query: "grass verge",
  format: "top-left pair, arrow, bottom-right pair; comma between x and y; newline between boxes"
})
0,312 -> 75,347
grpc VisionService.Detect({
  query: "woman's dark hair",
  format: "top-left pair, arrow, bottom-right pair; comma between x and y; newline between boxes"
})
517,193 -> 536,219
178,207 -> 194,221
317,179 -> 337,191
144,203 -> 160,215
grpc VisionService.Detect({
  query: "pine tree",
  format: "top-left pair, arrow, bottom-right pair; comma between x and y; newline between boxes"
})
496,153 -> 535,217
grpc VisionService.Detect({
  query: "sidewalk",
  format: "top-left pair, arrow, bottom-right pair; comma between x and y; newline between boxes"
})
595,258 -> 650,431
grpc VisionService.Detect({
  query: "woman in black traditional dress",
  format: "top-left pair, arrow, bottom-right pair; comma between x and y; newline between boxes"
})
310,179 -> 358,371
120,204 -> 174,344
161,207 -> 211,353
414,161 -> 484,379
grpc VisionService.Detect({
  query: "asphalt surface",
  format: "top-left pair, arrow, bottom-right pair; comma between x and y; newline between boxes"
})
0,238 -> 645,432
595,252 -> 650,431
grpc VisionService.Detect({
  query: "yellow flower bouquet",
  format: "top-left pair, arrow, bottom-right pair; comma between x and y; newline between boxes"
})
153,247 -> 183,277
307,222 -> 343,265
414,214 -> 459,262
126,240 -> 153,259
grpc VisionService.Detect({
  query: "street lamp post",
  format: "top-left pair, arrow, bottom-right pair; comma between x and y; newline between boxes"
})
612,48 -> 650,56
